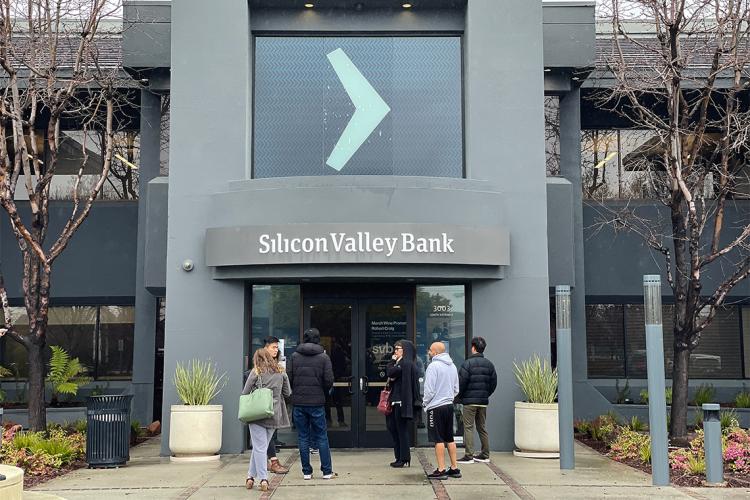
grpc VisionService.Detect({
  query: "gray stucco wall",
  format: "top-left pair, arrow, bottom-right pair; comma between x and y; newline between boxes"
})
161,0 -> 552,455
583,201 -> 750,299
162,0 -> 251,456
1,202 -> 137,301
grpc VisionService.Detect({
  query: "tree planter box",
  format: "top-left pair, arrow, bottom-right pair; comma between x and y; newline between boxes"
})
613,404 -> 750,428
2,407 -> 87,428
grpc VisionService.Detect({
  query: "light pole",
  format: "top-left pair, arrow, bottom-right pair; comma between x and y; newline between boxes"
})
556,285 -> 574,469
643,275 -> 669,486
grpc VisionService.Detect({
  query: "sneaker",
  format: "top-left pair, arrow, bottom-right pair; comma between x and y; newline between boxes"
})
446,468 -> 462,478
303,473 -> 312,480
457,455 -> 475,464
310,448 -> 319,455
426,468 -> 448,480
322,472 -> 338,480
473,453 -> 490,463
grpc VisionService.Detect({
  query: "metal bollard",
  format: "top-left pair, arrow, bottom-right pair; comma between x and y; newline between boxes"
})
702,403 -> 724,485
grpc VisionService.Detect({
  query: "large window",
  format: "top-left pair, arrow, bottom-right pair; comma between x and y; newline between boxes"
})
587,303 -> 745,379
249,285 -> 301,365
253,36 -> 463,178
415,285 -> 466,447
0,305 -> 135,380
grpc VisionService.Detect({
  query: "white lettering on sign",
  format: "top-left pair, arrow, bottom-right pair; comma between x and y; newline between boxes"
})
258,231 -> 455,257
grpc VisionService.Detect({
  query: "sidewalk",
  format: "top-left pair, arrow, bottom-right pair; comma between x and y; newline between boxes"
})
25,438 -> 750,499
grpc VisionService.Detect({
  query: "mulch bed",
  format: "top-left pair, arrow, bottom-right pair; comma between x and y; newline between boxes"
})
23,459 -> 87,489
575,434 -> 750,488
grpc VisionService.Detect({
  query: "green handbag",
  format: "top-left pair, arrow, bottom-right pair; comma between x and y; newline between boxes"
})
238,372 -> 275,423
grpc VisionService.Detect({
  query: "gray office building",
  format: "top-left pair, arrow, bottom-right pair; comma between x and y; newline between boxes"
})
2,0 -> 748,456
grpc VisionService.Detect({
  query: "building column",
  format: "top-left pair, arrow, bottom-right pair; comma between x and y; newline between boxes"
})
559,86 -> 612,418
131,88 -> 162,424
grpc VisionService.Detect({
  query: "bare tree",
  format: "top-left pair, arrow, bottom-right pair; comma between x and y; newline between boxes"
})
0,0 -> 132,431
594,0 -> 750,443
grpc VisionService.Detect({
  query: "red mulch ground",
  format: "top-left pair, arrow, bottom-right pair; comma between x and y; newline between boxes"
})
23,460 -> 87,489
575,434 -> 750,487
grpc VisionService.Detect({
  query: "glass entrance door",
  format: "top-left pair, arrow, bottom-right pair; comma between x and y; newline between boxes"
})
303,296 -> 411,448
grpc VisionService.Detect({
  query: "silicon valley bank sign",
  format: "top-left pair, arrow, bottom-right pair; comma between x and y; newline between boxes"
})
205,224 -> 509,267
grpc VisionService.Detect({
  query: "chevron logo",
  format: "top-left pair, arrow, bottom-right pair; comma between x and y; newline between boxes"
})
325,48 -> 391,171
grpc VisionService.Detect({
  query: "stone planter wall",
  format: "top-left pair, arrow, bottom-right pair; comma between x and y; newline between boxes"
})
613,404 -> 750,428
2,407 -> 87,428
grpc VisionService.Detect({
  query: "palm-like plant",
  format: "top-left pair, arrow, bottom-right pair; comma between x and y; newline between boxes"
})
46,346 -> 92,404
173,359 -> 227,406
513,354 -> 558,404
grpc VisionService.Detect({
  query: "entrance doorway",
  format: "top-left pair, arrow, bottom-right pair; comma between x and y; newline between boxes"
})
303,286 -> 413,448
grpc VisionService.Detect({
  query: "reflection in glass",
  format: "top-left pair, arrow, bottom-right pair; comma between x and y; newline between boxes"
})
364,303 -> 407,434
98,306 -> 135,379
415,285 -> 466,446
309,304 -> 352,431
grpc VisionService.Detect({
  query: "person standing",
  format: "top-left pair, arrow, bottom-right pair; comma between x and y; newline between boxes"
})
456,337 -> 497,464
287,328 -> 337,480
423,342 -> 461,480
385,339 -> 420,468
242,348 -> 291,491
262,336 -> 289,474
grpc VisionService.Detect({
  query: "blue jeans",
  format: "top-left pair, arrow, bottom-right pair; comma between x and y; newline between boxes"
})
293,406 -> 332,475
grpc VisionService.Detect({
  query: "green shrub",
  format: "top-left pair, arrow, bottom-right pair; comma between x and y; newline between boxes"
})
720,409 -> 739,432
173,359 -> 227,406
615,379 -> 631,404
608,427 -> 650,462
513,354 -> 557,404
629,415 -> 646,432
686,454 -> 706,475
10,430 -> 82,466
574,419 -> 592,435
735,391 -> 750,409
46,346 -> 92,402
12,432 -> 43,451
590,414 -> 619,443
638,439 -> 651,463
131,420 -> 145,438
692,409 -> 704,428
639,389 -> 648,404
692,384 -> 715,406
665,387 -> 673,405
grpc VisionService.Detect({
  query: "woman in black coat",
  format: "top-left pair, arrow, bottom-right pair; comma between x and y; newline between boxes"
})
385,339 -> 420,467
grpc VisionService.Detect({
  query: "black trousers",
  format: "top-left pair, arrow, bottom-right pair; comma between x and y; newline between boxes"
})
266,429 -> 278,460
386,404 -> 411,462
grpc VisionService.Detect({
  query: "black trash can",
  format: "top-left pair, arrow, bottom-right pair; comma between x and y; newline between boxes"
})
86,394 -> 133,468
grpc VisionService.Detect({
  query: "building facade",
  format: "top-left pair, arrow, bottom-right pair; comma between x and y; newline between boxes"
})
4,0 -> 748,455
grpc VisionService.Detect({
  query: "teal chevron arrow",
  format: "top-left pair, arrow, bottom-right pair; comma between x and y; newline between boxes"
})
326,48 -> 391,171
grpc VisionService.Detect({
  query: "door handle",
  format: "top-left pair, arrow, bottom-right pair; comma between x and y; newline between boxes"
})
361,376 -> 369,395
359,377 -> 364,391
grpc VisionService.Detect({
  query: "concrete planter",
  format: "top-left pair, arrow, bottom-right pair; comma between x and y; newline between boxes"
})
0,464 -> 23,500
613,404 -> 750,428
514,401 -> 560,458
169,404 -> 223,462
2,407 -> 86,428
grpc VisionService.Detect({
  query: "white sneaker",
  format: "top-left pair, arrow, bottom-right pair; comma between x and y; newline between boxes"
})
303,473 -> 312,480
322,472 -> 338,480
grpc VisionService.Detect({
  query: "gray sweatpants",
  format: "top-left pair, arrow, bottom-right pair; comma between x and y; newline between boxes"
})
248,424 -> 275,480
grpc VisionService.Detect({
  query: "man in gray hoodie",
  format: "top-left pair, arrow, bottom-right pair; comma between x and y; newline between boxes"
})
423,342 -> 461,480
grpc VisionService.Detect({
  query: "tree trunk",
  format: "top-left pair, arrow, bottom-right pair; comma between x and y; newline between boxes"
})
670,346 -> 690,445
27,340 -> 47,432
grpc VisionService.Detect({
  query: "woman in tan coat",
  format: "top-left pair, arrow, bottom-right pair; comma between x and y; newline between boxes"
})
243,348 -> 291,491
